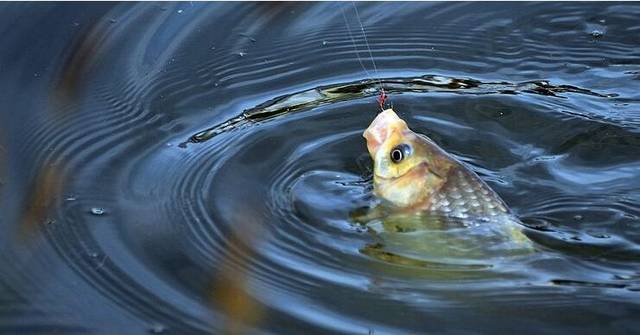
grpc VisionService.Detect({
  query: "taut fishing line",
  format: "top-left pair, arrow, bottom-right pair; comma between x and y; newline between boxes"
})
341,2 -> 388,110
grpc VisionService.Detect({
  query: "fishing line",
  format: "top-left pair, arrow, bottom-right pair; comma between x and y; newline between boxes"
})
341,6 -> 373,80
352,2 -> 383,90
341,2 -> 388,110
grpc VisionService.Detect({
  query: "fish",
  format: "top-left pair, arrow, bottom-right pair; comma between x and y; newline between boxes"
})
364,108 -> 511,218
357,108 -> 532,264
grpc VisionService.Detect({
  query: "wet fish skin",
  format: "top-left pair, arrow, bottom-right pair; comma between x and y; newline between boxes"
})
363,108 -> 510,219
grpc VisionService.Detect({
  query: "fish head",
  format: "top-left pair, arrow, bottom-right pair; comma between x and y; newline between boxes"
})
363,109 -> 453,208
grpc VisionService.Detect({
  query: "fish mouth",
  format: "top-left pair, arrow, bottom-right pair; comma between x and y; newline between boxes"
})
363,108 -> 407,155
374,162 -> 444,182
373,173 -> 395,182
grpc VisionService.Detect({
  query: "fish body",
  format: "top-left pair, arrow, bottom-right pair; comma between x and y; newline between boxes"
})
364,108 -> 510,219
360,108 -> 532,262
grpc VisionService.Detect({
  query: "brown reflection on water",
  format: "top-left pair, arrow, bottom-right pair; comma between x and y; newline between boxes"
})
209,211 -> 266,334
52,12 -> 112,109
19,165 -> 64,239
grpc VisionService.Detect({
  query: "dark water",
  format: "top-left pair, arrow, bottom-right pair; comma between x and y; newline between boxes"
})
1,2 -> 640,334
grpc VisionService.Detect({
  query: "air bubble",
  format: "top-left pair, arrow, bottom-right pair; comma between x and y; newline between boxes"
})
590,30 -> 604,39
90,207 -> 105,215
148,323 -> 167,334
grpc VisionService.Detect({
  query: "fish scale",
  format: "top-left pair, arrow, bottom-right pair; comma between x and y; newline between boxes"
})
364,108 -> 518,224
429,168 -> 509,219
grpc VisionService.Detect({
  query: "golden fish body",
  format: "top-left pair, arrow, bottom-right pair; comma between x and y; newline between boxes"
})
363,108 -> 510,219
360,108 -> 533,260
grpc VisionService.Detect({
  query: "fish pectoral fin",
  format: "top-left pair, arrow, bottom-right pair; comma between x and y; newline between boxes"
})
349,205 -> 387,225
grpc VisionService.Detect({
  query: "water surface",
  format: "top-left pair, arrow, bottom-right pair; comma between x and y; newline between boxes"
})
1,2 -> 640,334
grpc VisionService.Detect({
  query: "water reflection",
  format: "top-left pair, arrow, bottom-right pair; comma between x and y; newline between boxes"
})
209,211 -> 266,334
2,2 -> 640,334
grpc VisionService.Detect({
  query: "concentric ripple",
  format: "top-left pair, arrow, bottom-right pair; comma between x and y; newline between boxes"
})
3,2 -> 640,334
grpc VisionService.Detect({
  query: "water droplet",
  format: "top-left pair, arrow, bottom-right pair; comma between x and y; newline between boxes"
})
177,9 -> 183,14
590,30 -> 604,38
90,207 -> 105,215
354,225 -> 367,233
148,323 -> 167,334
587,232 -> 610,239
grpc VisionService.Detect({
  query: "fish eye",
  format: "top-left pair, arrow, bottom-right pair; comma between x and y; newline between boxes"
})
390,144 -> 410,163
